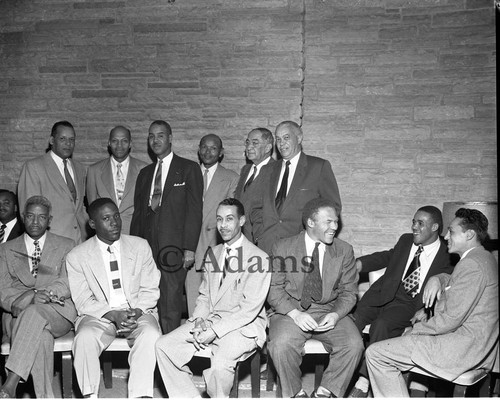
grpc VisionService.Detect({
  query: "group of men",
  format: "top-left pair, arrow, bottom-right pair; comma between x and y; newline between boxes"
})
0,118 -> 497,398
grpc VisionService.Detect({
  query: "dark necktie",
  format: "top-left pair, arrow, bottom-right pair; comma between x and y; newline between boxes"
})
275,161 -> 291,212
32,240 -> 41,278
301,242 -> 322,310
63,159 -> 77,203
220,248 -> 231,287
243,165 -> 257,192
0,224 -> 6,243
150,160 -> 163,212
403,245 -> 424,297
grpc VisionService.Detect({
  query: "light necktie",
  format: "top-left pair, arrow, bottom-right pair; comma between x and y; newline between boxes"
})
32,240 -> 41,278
403,245 -> 424,297
150,160 -> 163,212
116,163 -> 125,205
63,159 -> 77,203
203,168 -> 209,195
275,161 -> 291,213
301,242 -> 322,310
244,165 -> 257,192
0,224 -> 6,243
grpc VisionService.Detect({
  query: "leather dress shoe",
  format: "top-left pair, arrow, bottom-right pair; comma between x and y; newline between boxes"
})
311,389 -> 335,398
293,389 -> 309,398
347,387 -> 369,398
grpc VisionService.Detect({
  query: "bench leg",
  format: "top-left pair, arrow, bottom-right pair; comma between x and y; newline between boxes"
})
250,351 -> 261,398
61,351 -> 73,399
102,352 -> 113,389
230,362 -> 240,398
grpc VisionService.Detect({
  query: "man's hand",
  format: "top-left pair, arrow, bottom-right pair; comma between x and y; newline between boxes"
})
314,312 -> 339,332
183,250 -> 195,270
288,309 -> 318,332
117,308 -> 143,334
103,309 -> 133,335
355,259 -> 362,273
410,308 -> 428,325
422,276 -> 443,308
11,291 -> 36,317
196,327 -> 217,346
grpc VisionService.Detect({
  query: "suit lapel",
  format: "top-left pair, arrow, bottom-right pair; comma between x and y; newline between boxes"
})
162,154 -> 181,201
9,236 -> 36,287
321,242 -> 342,301
43,153 -> 73,203
281,153 -> 306,214
88,237 -> 111,302
215,241 -> 245,304
72,159 -> 85,202
37,232 -> 60,287
291,234 -> 307,293
119,236 -> 133,301
269,162 -> 282,216
203,166 -> 224,221
235,164 -> 251,199
210,245 -> 224,305
101,159 -> 117,203
123,157 -> 139,200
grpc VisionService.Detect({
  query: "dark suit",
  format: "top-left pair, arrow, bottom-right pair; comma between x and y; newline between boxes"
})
0,232 -> 76,398
251,152 -> 341,255
267,232 -> 363,397
3,220 -> 24,243
352,233 -> 453,377
131,153 -> 203,333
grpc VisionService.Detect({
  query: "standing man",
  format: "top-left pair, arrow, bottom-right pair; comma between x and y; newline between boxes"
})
0,196 -> 76,398
186,134 -> 239,316
156,198 -> 271,398
18,120 -> 89,244
366,208 -> 498,397
234,128 -> 275,241
251,121 -> 342,255
131,120 -> 203,333
66,198 -> 161,398
348,206 -> 453,397
0,190 -> 24,244
86,126 -> 147,234
267,198 -> 363,398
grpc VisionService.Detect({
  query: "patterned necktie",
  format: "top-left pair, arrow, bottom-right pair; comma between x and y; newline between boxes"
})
203,169 -> 209,195
107,246 -> 127,308
150,160 -> 163,212
116,163 -> 125,205
403,245 -> 424,297
32,240 -> 41,278
0,224 -> 6,243
243,165 -> 257,192
63,159 -> 77,203
301,242 -> 322,310
275,161 -> 291,212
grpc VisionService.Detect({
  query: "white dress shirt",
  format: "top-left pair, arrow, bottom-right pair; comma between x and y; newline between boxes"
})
149,152 -> 173,207
402,237 -> 441,293
275,152 -> 301,197
50,150 -> 75,183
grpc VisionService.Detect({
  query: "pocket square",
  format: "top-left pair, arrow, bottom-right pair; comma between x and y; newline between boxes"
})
174,182 -> 186,187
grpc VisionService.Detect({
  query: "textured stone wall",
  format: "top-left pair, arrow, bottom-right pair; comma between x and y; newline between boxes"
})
0,0 -> 496,255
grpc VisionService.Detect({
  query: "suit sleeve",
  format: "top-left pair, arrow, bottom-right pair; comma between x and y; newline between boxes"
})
330,244 -> 358,319
319,159 -> 342,214
267,242 -> 298,315
192,267 -> 211,320
359,247 -> 396,273
183,163 -> 203,251
86,167 -> 98,204
18,161 -> 41,211
130,169 -> 146,237
44,241 -> 75,298
0,246 -> 26,311
227,173 -> 239,198
136,242 -> 161,312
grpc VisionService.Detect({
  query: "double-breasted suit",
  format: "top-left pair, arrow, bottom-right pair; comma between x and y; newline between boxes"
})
131,153 -> 203,333
66,234 -> 161,397
267,232 -> 363,397
251,152 -> 342,255
186,164 -> 238,316
155,235 -> 271,398
86,156 -> 147,234
0,232 -> 76,398
18,153 -> 89,243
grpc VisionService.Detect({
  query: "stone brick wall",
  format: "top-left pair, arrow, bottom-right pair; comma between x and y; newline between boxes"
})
0,0 -> 496,255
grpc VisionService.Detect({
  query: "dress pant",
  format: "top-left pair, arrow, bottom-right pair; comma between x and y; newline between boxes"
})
268,311 -> 364,398
156,321 -> 257,398
185,267 -> 203,317
72,313 -> 161,397
6,304 -> 72,398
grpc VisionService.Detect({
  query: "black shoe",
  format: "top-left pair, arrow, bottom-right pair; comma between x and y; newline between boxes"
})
348,387 -> 369,398
410,389 -> 427,397
311,389 -> 335,398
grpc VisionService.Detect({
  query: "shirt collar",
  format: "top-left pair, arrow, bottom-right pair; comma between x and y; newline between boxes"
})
461,246 -> 478,259
50,150 -> 69,165
96,236 -> 121,253
284,151 -> 301,167
304,231 -> 325,254
420,236 -> 441,255
224,234 -> 244,253
201,162 -> 218,174
24,231 -> 47,248
110,155 -> 130,168
157,152 -> 173,165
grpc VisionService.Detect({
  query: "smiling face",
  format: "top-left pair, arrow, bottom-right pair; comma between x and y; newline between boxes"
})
0,192 -> 16,224
307,206 -> 338,245
275,125 -> 302,161
411,210 -> 439,246
216,204 -> 245,246
444,217 -> 469,256
50,126 -> 75,160
23,203 -> 51,240
89,203 -> 122,245
199,135 -> 223,168
109,127 -> 131,162
148,123 -> 172,159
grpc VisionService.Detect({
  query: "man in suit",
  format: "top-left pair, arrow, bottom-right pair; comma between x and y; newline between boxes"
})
131,120 -> 203,333
86,126 -> 147,234
155,198 -> 271,398
0,190 -> 24,244
234,127 -> 275,241
186,134 -> 239,316
267,198 -> 363,398
0,195 -> 76,398
366,208 -> 498,397
66,198 -> 161,398
348,206 -> 454,397
18,120 -> 89,244
251,121 -> 342,255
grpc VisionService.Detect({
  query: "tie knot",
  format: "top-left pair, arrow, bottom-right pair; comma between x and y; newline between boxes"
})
314,242 -> 320,250
63,159 -> 68,166
1,224 -> 6,229
226,247 -> 231,255
416,245 -> 423,254
117,163 -> 122,169
34,240 -> 39,246
285,160 -> 291,167
205,169 -> 209,175
107,245 -> 114,254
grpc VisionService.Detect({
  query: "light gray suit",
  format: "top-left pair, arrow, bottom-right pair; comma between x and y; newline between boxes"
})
86,156 -> 147,234
66,234 -> 161,397
186,164 -> 239,316
18,152 -> 89,244
0,232 -> 76,398
156,235 -> 271,398
366,246 -> 499,397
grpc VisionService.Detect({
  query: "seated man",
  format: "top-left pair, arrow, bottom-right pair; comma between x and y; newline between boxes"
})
366,208 -> 498,397
0,195 -> 76,398
348,206 -> 453,397
267,197 -> 363,398
66,198 -> 161,398
155,198 -> 270,398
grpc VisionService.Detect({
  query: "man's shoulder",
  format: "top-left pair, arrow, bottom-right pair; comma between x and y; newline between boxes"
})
302,152 -> 330,167
22,153 -> 49,168
46,231 -> 76,248
88,158 -> 109,172
120,234 -> 149,249
273,232 -> 303,252
173,153 -> 199,168
129,156 -> 148,169
331,237 -> 354,252
217,164 -> 239,180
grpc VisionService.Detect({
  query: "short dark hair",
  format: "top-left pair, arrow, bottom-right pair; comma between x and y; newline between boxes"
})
218,198 -> 245,218
254,128 -> 274,147
417,205 -> 443,235
302,197 -> 338,227
0,189 -> 16,203
150,120 -> 172,136
24,195 -> 52,215
51,121 -> 74,137
455,208 -> 489,244
88,198 -> 117,221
